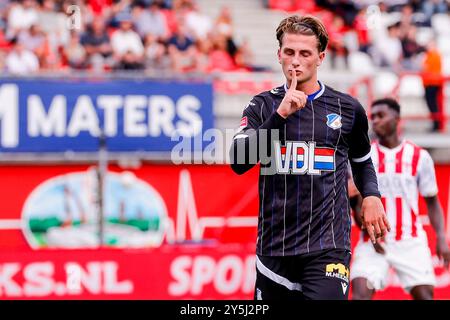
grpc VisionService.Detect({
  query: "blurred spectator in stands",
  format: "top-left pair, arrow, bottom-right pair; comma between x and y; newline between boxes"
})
182,1 -> 212,42
266,0 -> 294,11
167,22 -> 198,72
16,23 -> 60,70
7,0 -> 39,39
400,25 -> 425,71
378,0 -> 408,11
159,1 -> 178,36
422,0 -> 448,25
172,0 -> 194,12
408,0 -> 424,12
111,12 -> 145,69
206,33 -> 236,72
353,7 -> 372,53
152,0 -> 173,10
372,22 -> 402,69
327,15 -> 350,69
144,32 -> 167,70
81,18 -> 113,71
0,50 -> 5,71
399,3 -> 429,28
214,6 -> 238,64
132,1 -> 168,40
37,0 -> 69,50
373,2 -> 402,31
316,0 -> 359,26
0,30 -> 8,51
194,34 -> 211,72
5,37 -> 39,74
0,0 -> 8,30
0,0 -> 7,59
398,4 -> 415,33
87,0 -> 114,18
234,37 -> 269,72
18,24 -> 45,55
421,38 -> 443,132
215,6 -> 233,38
62,31 -> 87,69
110,0 -> 134,27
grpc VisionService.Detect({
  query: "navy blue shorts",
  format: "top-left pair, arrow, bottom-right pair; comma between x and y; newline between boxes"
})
254,248 -> 351,300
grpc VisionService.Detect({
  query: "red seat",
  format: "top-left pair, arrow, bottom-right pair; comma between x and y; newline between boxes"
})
293,0 -> 318,13
268,0 -> 295,12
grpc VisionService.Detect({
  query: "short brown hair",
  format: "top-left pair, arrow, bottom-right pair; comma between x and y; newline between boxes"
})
276,15 -> 329,52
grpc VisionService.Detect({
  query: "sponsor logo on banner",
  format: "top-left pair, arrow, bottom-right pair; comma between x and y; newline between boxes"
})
1,164 -> 450,299
0,80 -> 213,152
22,169 -> 168,249
0,165 -> 259,299
0,259 -> 134,297
0,251 -> 256,299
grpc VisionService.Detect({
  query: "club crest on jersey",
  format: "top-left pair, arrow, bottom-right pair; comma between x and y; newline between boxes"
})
326,113 -> 342,130
274,141 -> 336,175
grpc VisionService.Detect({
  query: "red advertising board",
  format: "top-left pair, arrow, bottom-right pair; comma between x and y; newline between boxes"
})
0,164 -> 449,299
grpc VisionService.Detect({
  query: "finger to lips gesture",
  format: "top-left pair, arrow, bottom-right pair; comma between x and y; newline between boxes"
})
277,70 -> 308,118
288,71 -> 307,110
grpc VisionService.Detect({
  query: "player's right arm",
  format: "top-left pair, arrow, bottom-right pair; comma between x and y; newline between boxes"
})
229,71 -> 306,175
229,96 -> 286,175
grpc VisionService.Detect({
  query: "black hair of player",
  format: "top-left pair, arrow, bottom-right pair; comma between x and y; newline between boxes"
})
371,98 -> 401,115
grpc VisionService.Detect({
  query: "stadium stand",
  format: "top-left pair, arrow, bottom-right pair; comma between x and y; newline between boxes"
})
0,0 -> 448,146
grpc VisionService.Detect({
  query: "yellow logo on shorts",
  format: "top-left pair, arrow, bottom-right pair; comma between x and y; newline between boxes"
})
325,263 -> 349,282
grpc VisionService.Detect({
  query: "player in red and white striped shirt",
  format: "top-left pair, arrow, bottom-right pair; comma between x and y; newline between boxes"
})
350,98 -> 450,300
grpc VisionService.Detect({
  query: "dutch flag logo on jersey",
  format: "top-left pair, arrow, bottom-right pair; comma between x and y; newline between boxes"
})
276,141 -> 335,175
326,114 -> 342,130
313,148 -> 335,170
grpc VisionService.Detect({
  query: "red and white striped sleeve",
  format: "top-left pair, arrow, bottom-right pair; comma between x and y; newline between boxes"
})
416,149 -> 438,197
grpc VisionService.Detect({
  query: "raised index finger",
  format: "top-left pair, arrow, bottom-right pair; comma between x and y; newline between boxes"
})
289,69 -> 297,92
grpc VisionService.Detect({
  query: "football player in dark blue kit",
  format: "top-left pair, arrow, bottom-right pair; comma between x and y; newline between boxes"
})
229,15 -> 391,300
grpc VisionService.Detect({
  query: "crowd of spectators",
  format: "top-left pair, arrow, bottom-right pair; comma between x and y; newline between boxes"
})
268,0 -> 448,131
1,0 -> 448,76
268,0 -> 448,73
0,0 -> 262,75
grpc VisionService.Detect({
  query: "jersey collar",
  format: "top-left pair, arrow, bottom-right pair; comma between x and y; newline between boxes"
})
376,139 -> 406,153
282,80 -> 325,101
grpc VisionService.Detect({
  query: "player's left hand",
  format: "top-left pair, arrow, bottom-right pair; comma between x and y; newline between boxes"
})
436,237 -> 450,269
360,196 -> 391,244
